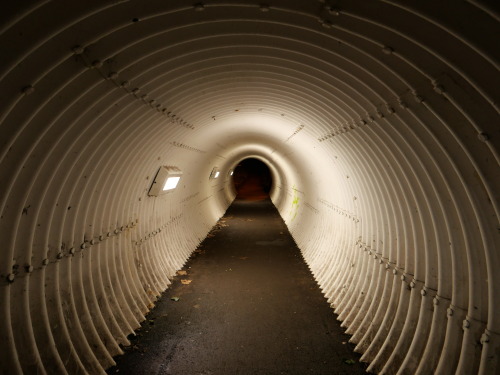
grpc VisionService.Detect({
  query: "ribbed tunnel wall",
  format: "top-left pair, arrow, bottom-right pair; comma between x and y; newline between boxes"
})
0,1 -> 498,374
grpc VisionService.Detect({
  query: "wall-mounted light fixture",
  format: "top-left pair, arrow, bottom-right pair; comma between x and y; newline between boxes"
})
210,167 -> 220,179
228,169 -> 234,176
148,166 -> 182,196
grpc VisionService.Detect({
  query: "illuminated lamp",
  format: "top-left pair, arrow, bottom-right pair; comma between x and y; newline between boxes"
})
148,166 -> 182,196
210,167 -> 220,179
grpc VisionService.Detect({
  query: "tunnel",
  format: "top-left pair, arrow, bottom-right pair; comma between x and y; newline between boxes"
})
0,1 -> 498,374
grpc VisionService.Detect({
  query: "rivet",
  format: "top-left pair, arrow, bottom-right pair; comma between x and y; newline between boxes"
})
25,265 -> 34,273
385,263 -> 390,269
377,111 -> 384,119
107,232 -> 112,237
69,248 -> 75,255
463,319 -> 470,329
433,297 -> 439,305
90,239 -> 97,245
7,274 -> 15,282
400,274 -> 406,281
80,243 -> 87,249
325,6 -> 340,16
194,3 -> 205,11
72,45 -> 85,54
141,94 -> 148,100
149,99 -> 156,105
382,46 -> 394,54
481,333 -> 490,344
91,60 -> 103,68
114,229 -> 120,234
22,85 -> 35,95
413,92 -> 424,103
478,133 -> 490,142
57,252 -> 64,259
447,308 -> 454,316
398,98 -> 408,109
132,88 -> 140,94
420,289 -> 427,296
108,72 -> 118,80
99,235 -> 105,241
320,19 -> 332,28
121,81 -> 130,88
42,258 -> 50,266
120,226 -> 126,231
433,84 -> 445,95
386,105 -> 395,114
379,259 -> 383,264
410,281 -> 416,288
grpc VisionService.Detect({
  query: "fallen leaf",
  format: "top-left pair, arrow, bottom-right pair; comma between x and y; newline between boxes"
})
177,270 -> 188,275
181,279 -> 192,285
344,359 -> 356,365
171,297 -> 180,302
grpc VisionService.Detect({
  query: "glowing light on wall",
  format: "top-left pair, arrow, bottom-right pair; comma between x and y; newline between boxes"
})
210,167 -> 220,179
148,166 -> 182,196
163,176 -> 180,190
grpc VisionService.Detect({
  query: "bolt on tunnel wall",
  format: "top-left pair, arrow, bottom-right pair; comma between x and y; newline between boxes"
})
0,1 -> 499,374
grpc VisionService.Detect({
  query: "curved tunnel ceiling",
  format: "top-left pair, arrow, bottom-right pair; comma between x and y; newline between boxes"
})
0,1 -> 499,374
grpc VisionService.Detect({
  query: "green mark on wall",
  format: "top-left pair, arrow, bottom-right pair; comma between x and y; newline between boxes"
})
291,186 -> 299,221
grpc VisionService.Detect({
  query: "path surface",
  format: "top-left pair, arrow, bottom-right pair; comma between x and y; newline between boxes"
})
107,199 -> 367,375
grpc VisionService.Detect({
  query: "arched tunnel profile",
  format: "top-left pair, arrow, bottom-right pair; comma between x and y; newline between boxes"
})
0,1 -> 499,374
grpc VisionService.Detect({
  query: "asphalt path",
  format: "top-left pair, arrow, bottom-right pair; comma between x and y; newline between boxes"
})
107,198 -> 367,375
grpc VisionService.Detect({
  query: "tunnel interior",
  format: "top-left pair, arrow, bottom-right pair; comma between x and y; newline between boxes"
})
232,158 -> 272,200
0,1 -> 499,375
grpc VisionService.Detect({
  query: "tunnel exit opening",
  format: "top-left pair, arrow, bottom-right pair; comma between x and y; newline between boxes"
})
232,158 -> 272,201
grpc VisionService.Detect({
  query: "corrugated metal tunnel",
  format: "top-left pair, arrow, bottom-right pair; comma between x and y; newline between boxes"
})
0,1 -> 498,374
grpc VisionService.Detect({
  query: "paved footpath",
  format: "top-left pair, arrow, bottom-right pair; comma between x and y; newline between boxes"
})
107,199 -> 367,375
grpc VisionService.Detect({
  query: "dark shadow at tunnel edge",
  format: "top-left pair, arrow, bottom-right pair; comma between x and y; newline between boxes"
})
232,158 -> 272,201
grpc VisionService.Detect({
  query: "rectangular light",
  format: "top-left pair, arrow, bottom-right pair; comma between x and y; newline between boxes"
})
148,166 -> 182,196
210,167 -> 220,179
163,176 -> 180,191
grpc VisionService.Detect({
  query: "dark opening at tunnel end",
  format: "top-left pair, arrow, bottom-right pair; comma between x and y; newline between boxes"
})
232,158 -> 272,201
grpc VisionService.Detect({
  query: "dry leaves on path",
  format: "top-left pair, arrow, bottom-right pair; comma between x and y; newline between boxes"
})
181,279 -> 192,285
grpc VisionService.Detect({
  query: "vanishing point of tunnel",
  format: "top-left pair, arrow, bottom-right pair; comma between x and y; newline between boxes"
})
0,1 -> 499,374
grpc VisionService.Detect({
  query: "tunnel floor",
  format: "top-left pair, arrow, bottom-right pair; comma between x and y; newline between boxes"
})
107,198 -> 367,375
